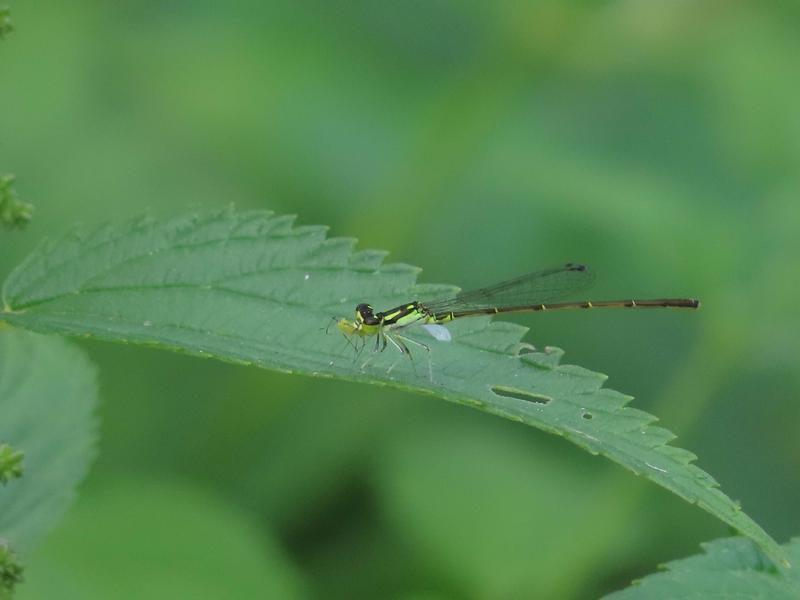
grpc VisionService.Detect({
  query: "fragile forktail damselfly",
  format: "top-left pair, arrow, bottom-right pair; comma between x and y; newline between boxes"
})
335,263 -> 699,372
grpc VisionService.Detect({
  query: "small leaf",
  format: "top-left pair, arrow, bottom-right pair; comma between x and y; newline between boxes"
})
605,536 -> 800,599
0,329 -> 99,555
0,444 -> 23,485
0,209 -> 787,566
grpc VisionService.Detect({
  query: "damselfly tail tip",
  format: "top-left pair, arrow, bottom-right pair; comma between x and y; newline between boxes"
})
674,298 -> 700,309
664,298 -> 700,309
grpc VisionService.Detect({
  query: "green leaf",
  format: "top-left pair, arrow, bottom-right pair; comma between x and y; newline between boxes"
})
605,536 -> 800,599
0,329 -> 98,554
0,209 -> 787,566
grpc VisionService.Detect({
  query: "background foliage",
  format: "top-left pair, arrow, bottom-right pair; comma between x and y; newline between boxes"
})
1,1 -> 799,598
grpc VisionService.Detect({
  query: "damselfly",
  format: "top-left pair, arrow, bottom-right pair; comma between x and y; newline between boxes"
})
335,263 -> 699,373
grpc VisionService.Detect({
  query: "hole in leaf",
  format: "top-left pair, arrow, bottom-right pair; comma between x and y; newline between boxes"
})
582,412 -> 593,420
490,386 -> 551,405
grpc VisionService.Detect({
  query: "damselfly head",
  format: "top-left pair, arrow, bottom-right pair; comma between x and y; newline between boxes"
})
355,303 -> 381,326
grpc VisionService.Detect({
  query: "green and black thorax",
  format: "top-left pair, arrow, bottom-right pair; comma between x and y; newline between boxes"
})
354,301 -> 452,331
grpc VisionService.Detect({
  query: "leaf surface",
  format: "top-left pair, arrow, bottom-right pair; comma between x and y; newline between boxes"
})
605,537 -> 800,599
0,209 -> 786,565
0,329 -> 98,554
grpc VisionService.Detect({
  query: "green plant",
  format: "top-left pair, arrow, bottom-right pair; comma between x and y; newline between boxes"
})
0,208 -> 791,578
0,330 -> 98,598
606,537 -> 800,599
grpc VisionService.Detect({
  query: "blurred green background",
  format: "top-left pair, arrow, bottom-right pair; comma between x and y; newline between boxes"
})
2,1 -> 799,598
